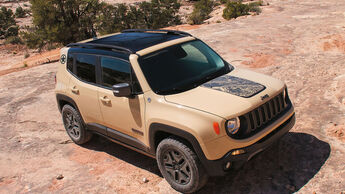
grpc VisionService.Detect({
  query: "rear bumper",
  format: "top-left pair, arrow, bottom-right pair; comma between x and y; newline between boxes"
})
203,113 -> 295,176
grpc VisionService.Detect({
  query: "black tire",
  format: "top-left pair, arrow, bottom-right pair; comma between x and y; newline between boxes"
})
61,104 -> 92,145
156,138 -> 208,193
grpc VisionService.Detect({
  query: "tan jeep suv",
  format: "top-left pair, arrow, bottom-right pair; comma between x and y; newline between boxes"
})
55,29 -> 295,193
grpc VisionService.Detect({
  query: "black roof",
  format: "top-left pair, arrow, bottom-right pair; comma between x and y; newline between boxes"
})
82,30 -> 191,53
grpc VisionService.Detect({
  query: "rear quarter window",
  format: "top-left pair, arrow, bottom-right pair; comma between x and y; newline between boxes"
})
67,54 -> 73,72
75,54 -> 97,83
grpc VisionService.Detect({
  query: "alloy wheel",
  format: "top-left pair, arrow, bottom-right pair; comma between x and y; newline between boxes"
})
162,149 -> 192,185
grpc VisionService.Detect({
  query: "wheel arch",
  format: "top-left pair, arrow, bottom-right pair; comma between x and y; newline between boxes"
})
148,123 -> 209,169
56,94 -> 79,113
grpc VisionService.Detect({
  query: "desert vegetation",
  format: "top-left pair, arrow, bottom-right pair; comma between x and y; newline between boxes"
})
22,0 -> 181,49
0,0 -> 266,50
188,0 -> 214,25
223,0 -> 262,20
98,0 -> 181,35
0,6 -> 20,43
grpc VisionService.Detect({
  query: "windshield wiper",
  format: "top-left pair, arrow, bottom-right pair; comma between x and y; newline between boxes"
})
190,67 -> 227,87
156,66 -> 231,95
156,87 -> 189,95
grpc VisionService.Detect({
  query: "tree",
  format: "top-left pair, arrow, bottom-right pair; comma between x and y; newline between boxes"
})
23,0 -> 104,48
15,6 -> 28,18
188,0 -> 214,25
97,3 -> 144,35
24,0 -> 182,49
139,0 -> 181,29
97,0 -> 181,35
0,6 -> 19,39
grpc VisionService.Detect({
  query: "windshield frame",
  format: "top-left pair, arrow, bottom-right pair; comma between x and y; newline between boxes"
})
137,39 -> 234,95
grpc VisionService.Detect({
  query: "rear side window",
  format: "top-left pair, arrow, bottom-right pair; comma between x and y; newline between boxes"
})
101,56 -> 131,87
67,54 -> 73,72
75,54 -> 97,83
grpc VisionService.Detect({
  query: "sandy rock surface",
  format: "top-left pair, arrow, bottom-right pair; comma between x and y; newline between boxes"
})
0,0 -> 345,193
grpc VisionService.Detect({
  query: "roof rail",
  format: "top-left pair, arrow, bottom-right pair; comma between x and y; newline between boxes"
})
122,29 -> 193,37
67,43 -> 134,54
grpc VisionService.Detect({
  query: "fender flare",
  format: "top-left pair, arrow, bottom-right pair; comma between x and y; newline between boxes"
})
148,123 -> 210,170
56,94 -> 80,113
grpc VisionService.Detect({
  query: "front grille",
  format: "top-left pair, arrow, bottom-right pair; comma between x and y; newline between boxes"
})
231,89 -> 291,139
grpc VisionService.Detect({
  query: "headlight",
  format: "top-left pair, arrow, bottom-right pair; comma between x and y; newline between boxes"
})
226,117 -> 240,135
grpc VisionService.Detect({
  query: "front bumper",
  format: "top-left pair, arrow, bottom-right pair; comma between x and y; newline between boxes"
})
202,113 -> 295,176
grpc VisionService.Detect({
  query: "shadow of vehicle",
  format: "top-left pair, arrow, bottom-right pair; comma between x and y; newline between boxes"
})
198,132 -> 331,194
82,132 -> 330,194
82,135 -> 162,177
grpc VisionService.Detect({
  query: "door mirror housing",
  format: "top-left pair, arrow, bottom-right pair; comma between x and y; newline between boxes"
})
112,83 -> 131,97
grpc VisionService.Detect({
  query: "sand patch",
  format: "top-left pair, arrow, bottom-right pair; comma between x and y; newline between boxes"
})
242,53 -> 276,68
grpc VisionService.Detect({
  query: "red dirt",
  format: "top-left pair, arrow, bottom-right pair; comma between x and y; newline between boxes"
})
242,53 -> 276,68
0,177 -> 15,187
16,49 -> 60,68
326,124 -> 345,143
0,44 -> 27,54
68,143 -> 164,193
48,179 -> 64,191
322,34 -> 345,53
0,48 -> 60,76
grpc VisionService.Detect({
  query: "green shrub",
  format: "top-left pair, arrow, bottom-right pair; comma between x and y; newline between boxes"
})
248,1 -> 262,14
4,36 -> 22,44
223,0 -> 262,20
0,7 -> 19,39
189,0 -> 214,25
98,0 -> 181,35
138,0 -> 181,29
23,0 -> 104,49
15,6 -> 27,18
223,1 -> 249,20
24,0 -> 181,48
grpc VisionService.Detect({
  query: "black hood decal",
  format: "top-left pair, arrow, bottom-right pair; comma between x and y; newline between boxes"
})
202,75 -> 265,98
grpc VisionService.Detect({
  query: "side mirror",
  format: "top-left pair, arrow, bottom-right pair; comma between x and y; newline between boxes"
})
112,83 -> 131,97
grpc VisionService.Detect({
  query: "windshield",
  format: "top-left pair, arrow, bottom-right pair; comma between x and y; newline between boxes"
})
138,40 -> 232,95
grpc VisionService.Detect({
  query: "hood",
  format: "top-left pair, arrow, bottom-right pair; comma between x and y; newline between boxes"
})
164,68 -> 285,119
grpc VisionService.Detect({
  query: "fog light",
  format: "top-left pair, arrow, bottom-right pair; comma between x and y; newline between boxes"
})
231,149 -> 246,156
224,162 -> 231,170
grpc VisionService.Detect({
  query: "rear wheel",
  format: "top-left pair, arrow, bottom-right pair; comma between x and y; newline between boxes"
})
156,138 -> 208,193
61,104 -> 92,144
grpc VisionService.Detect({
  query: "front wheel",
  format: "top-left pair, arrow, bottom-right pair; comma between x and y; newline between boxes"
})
156,138 -> 208,193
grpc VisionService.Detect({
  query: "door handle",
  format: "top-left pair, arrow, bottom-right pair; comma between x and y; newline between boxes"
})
99,96 -> 111,103
71,86 -> 79,94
